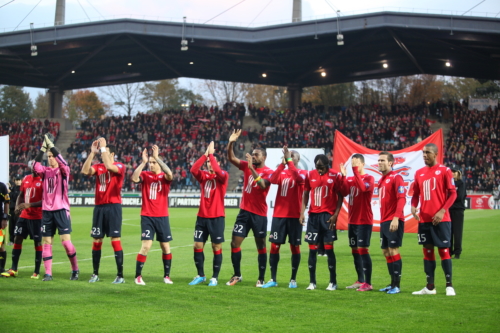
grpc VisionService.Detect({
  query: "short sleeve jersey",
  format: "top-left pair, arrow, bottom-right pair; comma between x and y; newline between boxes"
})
342,168 -> 375,225
91,162 -> 126,205
239,160 -> 273,216
378,171 -> 405,222
305,169 -> 343,215
20,175 -> 43,220
270,162 -> 307,218
412,164 -> 455,223
140,171 -> 171,217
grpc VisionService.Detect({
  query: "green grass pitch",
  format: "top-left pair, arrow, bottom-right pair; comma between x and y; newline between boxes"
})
2,208 -> 499,332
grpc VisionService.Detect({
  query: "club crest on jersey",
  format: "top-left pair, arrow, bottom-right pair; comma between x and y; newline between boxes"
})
398,186 -> 405,193
435,170 -> 441,175
364,182 -> 370,188
327,179 -> 334,183
300,174 -> 306,179
386,179 -> 390,183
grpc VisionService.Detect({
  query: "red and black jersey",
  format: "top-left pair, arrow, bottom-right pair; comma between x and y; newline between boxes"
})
140,171 -> 171,217
191,154 -> 229,218
305,169 -> 343,215
340,167 -> 375,225
92,162 -> 125,205
378,171 -> 406,222
239,160 -> 273,216
270,161 -> 307,218
19,175 -> 43,220
411,164 -> 456,223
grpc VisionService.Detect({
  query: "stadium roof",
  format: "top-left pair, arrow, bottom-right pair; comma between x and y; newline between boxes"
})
0,11 -> 499,90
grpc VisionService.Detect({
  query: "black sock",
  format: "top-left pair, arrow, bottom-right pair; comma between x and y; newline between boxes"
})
258,250 -> 267,281
231,248 -> 242,277
0,250 -> 6,271
135,254 -> 146,278
386,260 -> 394,287
12,247 -> 22,271
442,259 -> 453,287
213,250 -> 222,279
361,252 -> 372,285
291,253 -> 301,281
194,250 -> 205,277
270,252 -> 279,281
115,250 -> 124,277
34,245 -> 42,275
325,248 -> 337,284
308,248 -> 318,284
162,253 -> 172,277
92,249 -> 101,275
424,259 -> 436,289
392,256 -> 402,288
353,251 -> 365,283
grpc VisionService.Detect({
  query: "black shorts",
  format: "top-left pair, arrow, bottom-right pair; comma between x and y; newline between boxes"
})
141,216 -> 173,243
418,222 -> 451,248
380,220 -> 404,249
305,212 -> 337,244
42,210 -> 72,237
269,217 -> 302,245
91,204 -> 122,238
348,224 -> 373,248
15,217 -> 42,241
232,209 -> 267,239
194,216 -> 225,243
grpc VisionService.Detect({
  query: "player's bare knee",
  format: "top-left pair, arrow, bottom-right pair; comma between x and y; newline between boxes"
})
93,238 -> 103,243
194,242 -> 204,250
212,243 -> 222,251
110,237 -> 120,242
255,237 -> 266,249
382,248 -> 390,257
388,247 -> 399,256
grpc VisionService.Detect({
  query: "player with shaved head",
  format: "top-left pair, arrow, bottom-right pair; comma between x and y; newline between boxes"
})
411,143 -> 457,296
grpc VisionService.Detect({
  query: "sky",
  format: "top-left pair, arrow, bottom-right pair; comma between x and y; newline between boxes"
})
1,0 -> 499,107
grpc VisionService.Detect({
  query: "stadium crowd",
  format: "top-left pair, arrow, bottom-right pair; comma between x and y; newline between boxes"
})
445,105 -> 500,192
3,119 -> 60,180
66,103 -> 245,191
4,101 -> 499,193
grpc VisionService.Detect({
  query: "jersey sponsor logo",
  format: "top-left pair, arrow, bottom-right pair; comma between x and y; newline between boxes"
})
311,179 -> 317,182
245,175 -> 258,193
420,174 -> 425,176
329,173 -> 336,177
98,172 -> 111,192
280,177 -> 295,197
47,177 -> 56,194
204,179 -> 217,198
25,187 -> 36,203
349,186 -> 359,206
398,186 -> 405,193
423,177 -> 436,201
313,185 -> 328,206
149,181 -> 163,200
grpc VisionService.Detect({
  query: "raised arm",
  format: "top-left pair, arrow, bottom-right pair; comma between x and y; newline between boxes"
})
81,140 -> 98,176
152,145 -> 173,181
207,141 -> 228,183
45,134 -> 70,177
352,164 -> 372,192
227,129 -> 242,168
190,155 -> 207,182
131,149 -> 148,183
98,137 -> 120,174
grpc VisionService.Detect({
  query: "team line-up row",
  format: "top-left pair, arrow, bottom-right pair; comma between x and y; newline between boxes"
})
0,131 -> 464,296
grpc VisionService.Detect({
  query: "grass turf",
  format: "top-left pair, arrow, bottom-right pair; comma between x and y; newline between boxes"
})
2,208 -> 499,332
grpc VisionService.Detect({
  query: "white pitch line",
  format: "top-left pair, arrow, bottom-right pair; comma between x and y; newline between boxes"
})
17,243 -> 199,269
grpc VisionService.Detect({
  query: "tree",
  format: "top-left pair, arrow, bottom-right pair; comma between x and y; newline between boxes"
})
0,85 -> 33,121
244,84 -> 287,108
201,80 -> 247,106
63,90 -> 110,122
177,88 -> 204,106
303,82 -> 358,108
32,92 -> 49,118
100,83 -> 142,117
405,75 -> 443,106
140,79 -> 181,112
